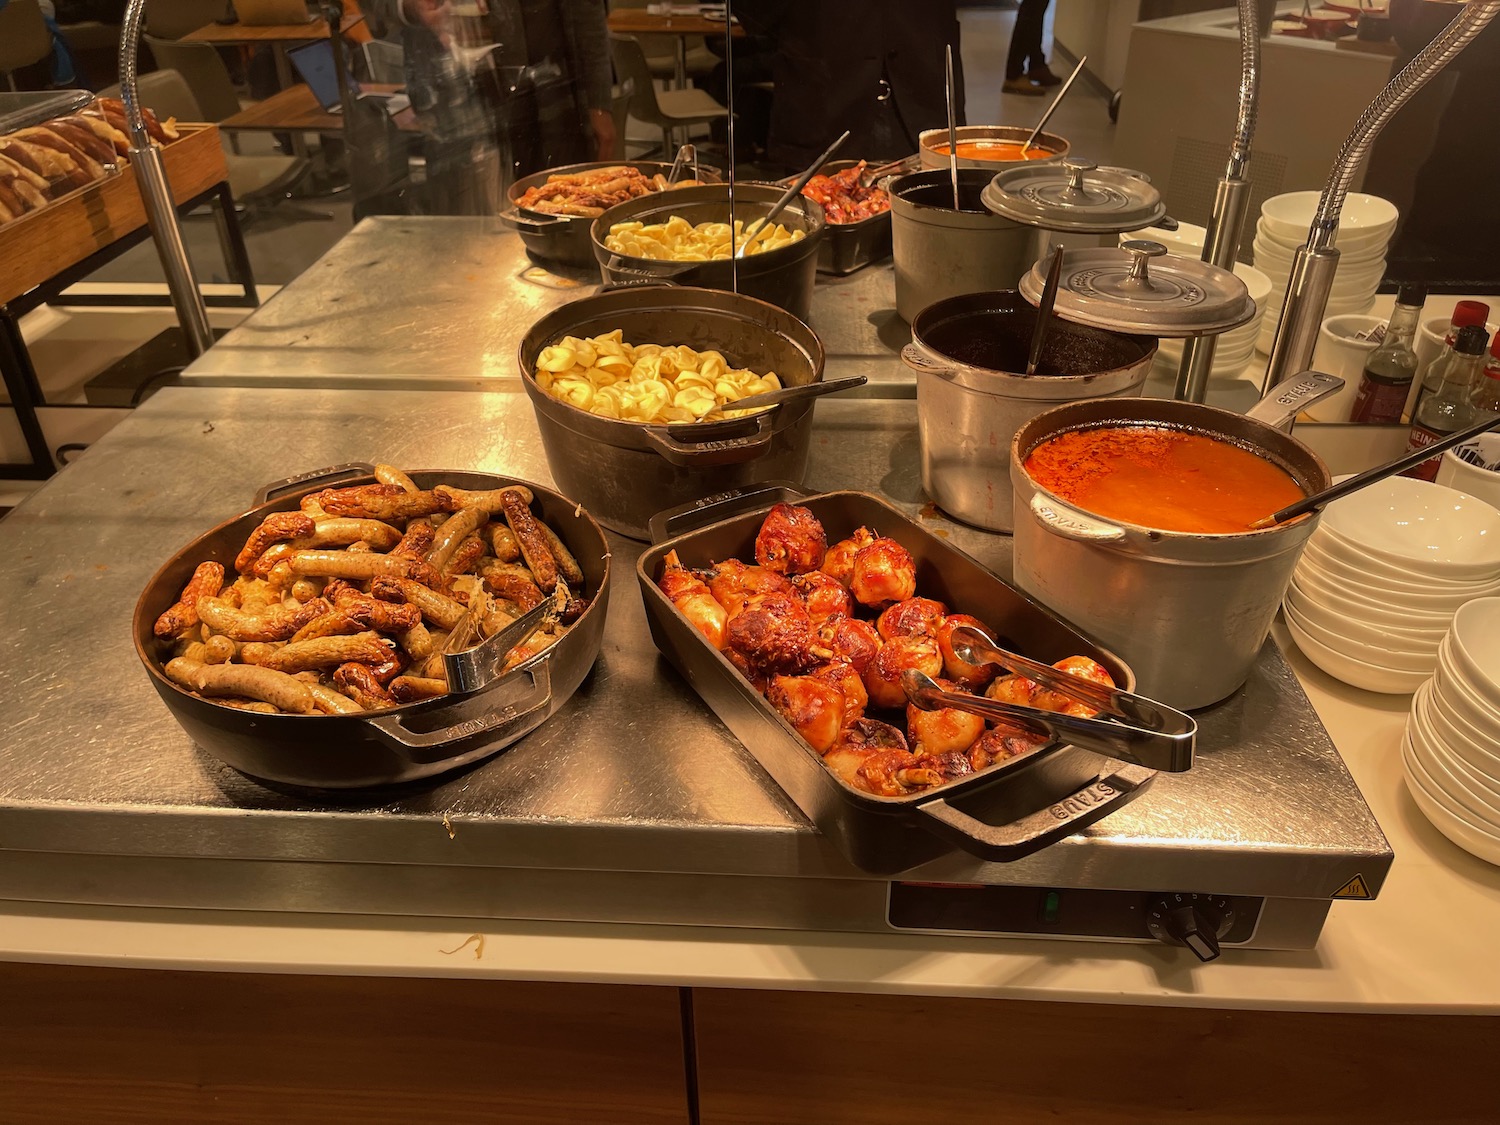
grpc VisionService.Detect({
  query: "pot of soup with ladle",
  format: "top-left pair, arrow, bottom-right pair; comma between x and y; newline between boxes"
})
1009,372 -> 1343,710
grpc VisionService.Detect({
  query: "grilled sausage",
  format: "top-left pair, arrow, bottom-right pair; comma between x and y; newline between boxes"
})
154,561 -> 225,638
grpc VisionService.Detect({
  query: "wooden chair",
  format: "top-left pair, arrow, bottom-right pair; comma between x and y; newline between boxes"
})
0,0 -> 53,91
609,34 -> 726,158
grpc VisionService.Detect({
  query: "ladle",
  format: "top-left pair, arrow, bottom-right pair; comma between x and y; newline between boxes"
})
944,44 -> 960,210
1250,414 -> 1500,529
718,374 -> 867,414
1025,244 -> 1064,377
1020,54 -> 1087,156
735,129 -> 849,258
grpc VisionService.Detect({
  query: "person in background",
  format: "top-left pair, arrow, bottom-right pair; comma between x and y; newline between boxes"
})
0,0 -> 79,87
732,0 -> 963,172
364,0 -> 613,213
1003,0 -> 1061,97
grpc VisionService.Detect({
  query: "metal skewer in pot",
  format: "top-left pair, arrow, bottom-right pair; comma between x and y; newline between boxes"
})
1019,54 -> 1087,158
945,44 -> 961,211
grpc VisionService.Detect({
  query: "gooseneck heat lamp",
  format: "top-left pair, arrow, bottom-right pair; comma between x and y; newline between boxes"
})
1262,0 -> 1500,394
118,0 -> 215,358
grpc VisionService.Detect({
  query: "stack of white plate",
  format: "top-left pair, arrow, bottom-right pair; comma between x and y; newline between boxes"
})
1283,477 -> 1500,693
1404,598 -> 1500,866
1120,229 -> 1271,378
1253,191 -> 1399,354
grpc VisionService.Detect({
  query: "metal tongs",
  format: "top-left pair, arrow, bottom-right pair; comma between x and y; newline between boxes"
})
441,594 -> 557,695
666,142 -> 700,185
901,625 -> 1196,772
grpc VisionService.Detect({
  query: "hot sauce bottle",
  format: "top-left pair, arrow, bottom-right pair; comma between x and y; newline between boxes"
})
1350,283 -> 1426,424
1402,324 -> 1490,481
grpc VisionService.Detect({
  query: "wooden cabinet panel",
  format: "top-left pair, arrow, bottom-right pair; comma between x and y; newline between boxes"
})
0,962 -> 689,1125
693,988 -> 1498,1125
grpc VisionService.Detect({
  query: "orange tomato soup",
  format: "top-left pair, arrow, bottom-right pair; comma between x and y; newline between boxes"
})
1024,426 -> 1305,534
931,141 -> 1054,162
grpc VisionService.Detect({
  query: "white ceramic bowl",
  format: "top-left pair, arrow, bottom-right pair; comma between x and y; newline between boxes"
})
1292,562 -> 1477,617
1285,615 -> 1431,693
1422,675 -> 1500,782
1300,536 -> 1480,597
1319,477 -> 1500,579
1411,687 -> 1500,810
1448,598 -> 1500,707
1284,600 -> 1437,671
1402,739 -> 1500,866
1287,580 -> 1447,648
1436,632 -> 1500,728
1437,439 -> 1500,520
1285,573 -> 1454,633
1404,718 -> 1500,830
1260,191 -> 1398,243
1308,526 -> 1500,589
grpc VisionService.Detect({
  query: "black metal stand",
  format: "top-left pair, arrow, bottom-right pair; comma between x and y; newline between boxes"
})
0,180 -> 257,480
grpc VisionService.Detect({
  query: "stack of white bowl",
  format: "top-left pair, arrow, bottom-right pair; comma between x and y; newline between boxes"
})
1120,226 -> 1271,378
1253,191 -> 1399,354
1404,598 -> 1500,866
1283,477 -> 1500,693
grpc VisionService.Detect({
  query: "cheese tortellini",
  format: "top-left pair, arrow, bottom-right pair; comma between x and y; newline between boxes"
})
534,331 -> 783,424
604,215 -> 804,261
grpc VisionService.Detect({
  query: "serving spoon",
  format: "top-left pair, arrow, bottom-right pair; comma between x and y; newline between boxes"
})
944,43 -> 961,210
1249,414 -> 1500,529
735,129 -> 850,258
722,374 -> 867,414
1024,244 -> 1065,377
1020,55 -> 1088,156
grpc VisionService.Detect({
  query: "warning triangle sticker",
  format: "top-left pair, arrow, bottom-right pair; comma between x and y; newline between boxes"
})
1332,874 -> 1372,900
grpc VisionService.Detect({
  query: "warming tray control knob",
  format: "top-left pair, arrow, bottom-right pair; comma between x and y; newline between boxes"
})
1145,893 -> 1235,962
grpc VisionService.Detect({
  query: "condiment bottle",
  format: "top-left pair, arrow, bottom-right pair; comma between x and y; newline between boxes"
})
1405,300 -> 1491,421
1470,333 -> 1500,421
1402,324 -> 1490,481
1350,282 -> 1426,425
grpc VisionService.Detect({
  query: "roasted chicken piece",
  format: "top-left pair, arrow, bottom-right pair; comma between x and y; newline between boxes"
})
708,558 -> 794,619
876,596 -> 948,640
906,678 -> 986,755
936,613 -> 997,691
824,719 -> 912,797
968,724 -> 1049,771
792,570 -> 854,625
810,660 -> 868,723
850,537 -> 917,607
659,550 -> 727,648
820,526 -> 876,586
815,614 -> 881,675
755,503 -> 828,575
986,672 -> 1039,708
863,634 -> 942,710
724,592 -> 818,675
767,673 -> 846,753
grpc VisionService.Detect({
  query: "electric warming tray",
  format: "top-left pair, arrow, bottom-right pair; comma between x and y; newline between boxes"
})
638,487 -> 1159,874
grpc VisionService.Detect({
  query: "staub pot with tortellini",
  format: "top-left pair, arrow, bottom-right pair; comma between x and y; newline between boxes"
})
518,286 -> 826,540
589,184 -> 825,321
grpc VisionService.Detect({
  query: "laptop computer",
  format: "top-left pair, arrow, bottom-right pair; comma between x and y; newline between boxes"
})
287,39 -> 409,116
233,0 -> 316,27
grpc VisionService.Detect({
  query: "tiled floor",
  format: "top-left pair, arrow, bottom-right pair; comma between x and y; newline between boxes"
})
3,5 -> 1116,497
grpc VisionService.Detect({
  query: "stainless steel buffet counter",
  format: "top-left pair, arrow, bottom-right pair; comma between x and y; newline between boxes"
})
181,217 -> 913,391
0,384 -> 1389,949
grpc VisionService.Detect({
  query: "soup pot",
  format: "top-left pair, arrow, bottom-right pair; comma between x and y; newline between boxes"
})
889,169 -> 1035,322
502,160 -> 724,267
919,125 -> 1071,170
1009,372 -> 1343,710
903,290 -> 1155,533
590,184 -> 824,321
518,285 -> 825,540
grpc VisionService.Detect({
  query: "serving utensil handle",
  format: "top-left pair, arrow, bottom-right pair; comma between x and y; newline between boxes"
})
917,763 -> 1154,862
646,481 -> 808,544
641,411 -> 776,468
254,462 -> 376,505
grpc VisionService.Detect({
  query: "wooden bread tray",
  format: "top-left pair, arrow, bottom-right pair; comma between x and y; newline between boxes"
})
0,122 -> 226,308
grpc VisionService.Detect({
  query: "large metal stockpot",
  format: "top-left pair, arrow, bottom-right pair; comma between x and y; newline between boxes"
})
518,286 -> 825,540
1008,375 -> 1340,710
888,169 -> 1035,322
133,467 -> 611,790
590,184 -> 825,321
903,290 -> 1155,533
501,160 -> 723,267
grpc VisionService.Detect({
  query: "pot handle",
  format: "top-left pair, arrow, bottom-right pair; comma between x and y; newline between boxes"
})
899,343 -> 955,378
1028,493 -> 1128,542
647,481 -> 808,544
641,411 -> 776,468
254,462 -> 376,505
365,659 -> 554,765
498,207 -> 568,233
915,762 -> 1155,862
1244,370 -> 1344,432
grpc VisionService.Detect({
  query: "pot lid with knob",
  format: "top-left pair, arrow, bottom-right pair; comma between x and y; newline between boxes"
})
981,158 -> 1167,233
